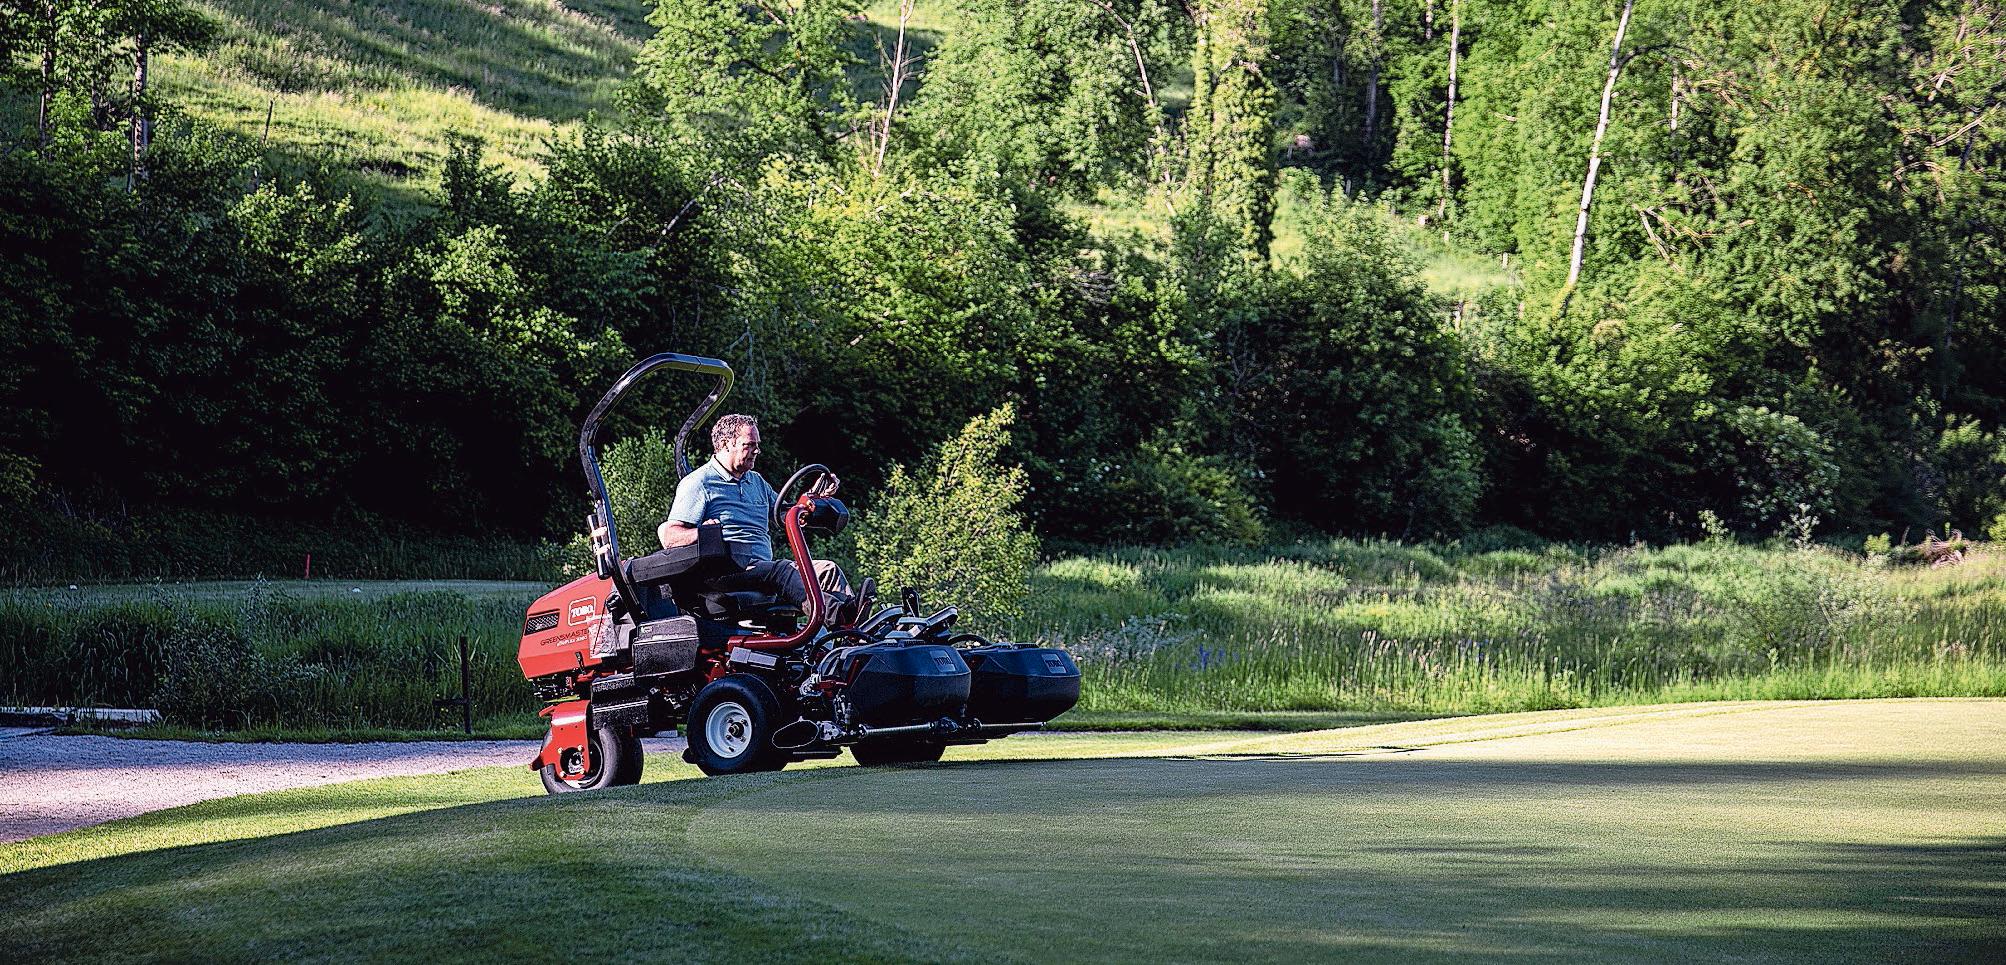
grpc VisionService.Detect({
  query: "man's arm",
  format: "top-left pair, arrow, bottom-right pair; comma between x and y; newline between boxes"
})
662,469 -> 717,550
659,519 -> 699,549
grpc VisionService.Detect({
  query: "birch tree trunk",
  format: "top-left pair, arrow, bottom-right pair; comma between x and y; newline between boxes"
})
1085,0 -> 1174,203
869,0 -> 916,175
1564,0 -> 1637,297
38,0 -> 56,148
1363,0 -> 1382,148
1437,0 -> 1460,219
130,30 -> 150,186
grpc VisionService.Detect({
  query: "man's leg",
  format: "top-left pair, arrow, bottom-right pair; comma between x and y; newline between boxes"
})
712,558 -> 852,624
811,559 -> 852,599
712,559 -> 806,605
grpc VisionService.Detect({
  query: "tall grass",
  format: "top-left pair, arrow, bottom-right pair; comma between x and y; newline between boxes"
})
1,583 -> 538,729
1011,540 -> 2006,715
7,540 -> 2001,733
0,509 -> 561,584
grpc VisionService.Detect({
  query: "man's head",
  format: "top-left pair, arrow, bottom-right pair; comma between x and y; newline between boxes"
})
710,413 -> 760,477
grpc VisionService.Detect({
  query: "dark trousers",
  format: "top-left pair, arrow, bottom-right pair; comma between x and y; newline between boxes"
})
713,555 -> 853,610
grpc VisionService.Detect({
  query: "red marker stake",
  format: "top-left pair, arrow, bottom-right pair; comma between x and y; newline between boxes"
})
305,553 -> 312,580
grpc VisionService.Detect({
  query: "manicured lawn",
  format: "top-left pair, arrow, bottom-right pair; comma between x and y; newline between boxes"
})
4,701 -> 2000,962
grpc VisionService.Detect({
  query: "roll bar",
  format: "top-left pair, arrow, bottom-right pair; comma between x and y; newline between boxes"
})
579,353 -> 735,606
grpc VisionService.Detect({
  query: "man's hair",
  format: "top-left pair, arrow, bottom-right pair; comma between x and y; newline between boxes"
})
710,413 -> 759,453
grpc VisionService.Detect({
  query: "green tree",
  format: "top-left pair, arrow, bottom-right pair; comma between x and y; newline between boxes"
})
912,0 -> 1181,193
630,0 -> 863,158
1188,0 -> 1278,257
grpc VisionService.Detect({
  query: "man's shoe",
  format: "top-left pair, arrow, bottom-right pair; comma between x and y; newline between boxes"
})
826,593 -> 860,628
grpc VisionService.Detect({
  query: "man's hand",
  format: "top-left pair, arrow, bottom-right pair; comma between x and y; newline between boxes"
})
810,472 -> 841,498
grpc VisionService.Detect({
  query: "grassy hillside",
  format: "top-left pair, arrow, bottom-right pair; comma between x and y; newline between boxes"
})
155,0 -> 653,194
149,0 -> 946,196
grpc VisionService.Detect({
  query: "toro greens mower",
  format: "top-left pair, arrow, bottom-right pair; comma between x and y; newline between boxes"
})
516,353 -> 1080,792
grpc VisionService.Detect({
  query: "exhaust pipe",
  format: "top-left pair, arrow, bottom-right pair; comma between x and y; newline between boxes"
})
772,718 -> 827,750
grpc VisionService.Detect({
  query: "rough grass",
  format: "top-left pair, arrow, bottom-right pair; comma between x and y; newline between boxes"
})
1016,540 -> 2006,716
4,701 -> 2000,962
0,582 -> 544,728
8,541 -> 2006,736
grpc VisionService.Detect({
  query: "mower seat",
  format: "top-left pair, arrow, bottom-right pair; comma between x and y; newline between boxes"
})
694,590 -> 799,619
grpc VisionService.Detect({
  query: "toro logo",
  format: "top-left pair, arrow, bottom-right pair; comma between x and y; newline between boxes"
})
567,597 -> 598,627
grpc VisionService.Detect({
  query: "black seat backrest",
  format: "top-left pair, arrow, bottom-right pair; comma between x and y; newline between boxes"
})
622,525 -> 740,622
625,524 -> 735,586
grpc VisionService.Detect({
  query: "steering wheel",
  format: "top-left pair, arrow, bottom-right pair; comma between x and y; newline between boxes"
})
772,463 -> 834,532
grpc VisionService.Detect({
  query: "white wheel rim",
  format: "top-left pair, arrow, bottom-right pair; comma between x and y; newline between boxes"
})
560,734 -> 602,788
706,700 -> 754,759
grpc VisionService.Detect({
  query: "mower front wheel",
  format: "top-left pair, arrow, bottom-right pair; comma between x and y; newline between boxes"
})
686,674 -> 788,776
540,724 -> 643,794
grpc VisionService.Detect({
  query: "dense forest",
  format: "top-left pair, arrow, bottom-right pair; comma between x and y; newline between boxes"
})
1,0 -> 2002,576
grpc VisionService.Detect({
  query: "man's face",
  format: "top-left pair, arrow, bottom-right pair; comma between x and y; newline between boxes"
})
720,425 -> 760,475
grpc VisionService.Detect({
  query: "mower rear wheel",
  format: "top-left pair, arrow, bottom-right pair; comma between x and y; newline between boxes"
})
851,739 -> 947,766
686,674 -> 788,776
540,725 -> 644,794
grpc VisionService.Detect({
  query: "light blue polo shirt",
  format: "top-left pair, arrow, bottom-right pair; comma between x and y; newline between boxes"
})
669,458 -> 777,562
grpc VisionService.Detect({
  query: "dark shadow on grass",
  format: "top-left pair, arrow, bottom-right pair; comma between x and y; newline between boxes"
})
0,771 -> 966,963
2,755 -> 2001,962
887,754 -> 2006,796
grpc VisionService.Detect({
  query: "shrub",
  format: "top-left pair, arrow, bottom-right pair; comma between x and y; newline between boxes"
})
1233,192 -> 1484,535
1095,439 -> 1265,545
153,616 -> 317,729
1933,417 -> 2006,535
1722,405 -> 1842,536
556,428 -> 683,575
854,406 -> 1039,624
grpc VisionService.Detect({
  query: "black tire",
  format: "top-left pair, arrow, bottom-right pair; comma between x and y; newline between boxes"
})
539,725 -> 644,794
851,739 -> 947,766
686,674 -> 789,776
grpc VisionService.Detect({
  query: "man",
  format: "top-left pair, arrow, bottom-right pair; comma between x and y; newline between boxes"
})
658,413 -> 855,623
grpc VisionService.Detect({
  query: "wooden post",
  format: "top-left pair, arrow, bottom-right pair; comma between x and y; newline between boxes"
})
458,636 -> 473,735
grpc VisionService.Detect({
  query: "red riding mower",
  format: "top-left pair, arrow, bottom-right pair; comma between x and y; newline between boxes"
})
516,353 -> 1081,792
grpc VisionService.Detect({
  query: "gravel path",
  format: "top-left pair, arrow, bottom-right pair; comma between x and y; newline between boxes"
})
0,732 -> 687,843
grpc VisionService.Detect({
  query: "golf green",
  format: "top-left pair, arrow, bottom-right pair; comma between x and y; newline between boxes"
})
693,700 -> 2006,962
3,702 -> 2000,962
